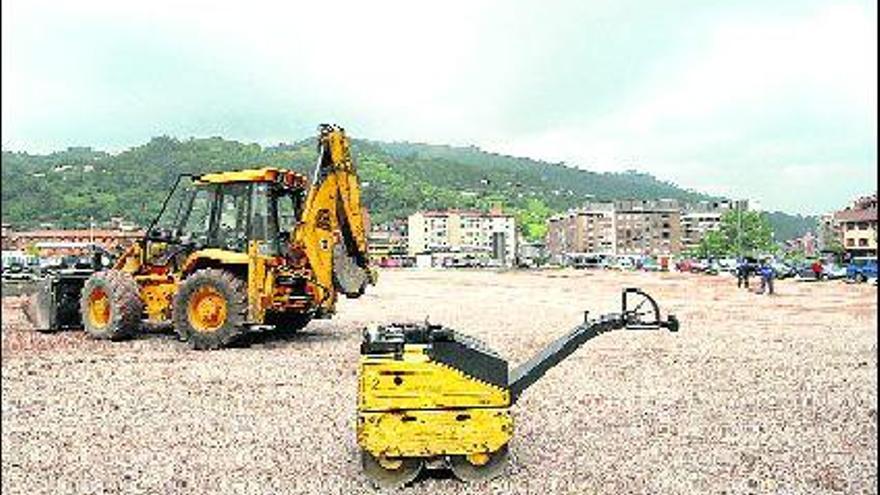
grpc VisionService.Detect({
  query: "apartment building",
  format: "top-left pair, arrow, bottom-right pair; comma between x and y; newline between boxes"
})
546,203 -> 615,262
680,200 -> 747,250
407,209 -> 517,265
614,199 -> 682,256
817,212 -> 842,252
834,193 -> 878,258
546,199 -> 683,259
680,211 -> 723,250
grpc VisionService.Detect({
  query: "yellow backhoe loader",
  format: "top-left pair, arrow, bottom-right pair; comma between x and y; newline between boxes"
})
28,124 -> 375,349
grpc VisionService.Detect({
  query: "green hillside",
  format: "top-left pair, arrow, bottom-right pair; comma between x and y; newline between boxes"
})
763,211 -> 818,242
1,136 -> 810,241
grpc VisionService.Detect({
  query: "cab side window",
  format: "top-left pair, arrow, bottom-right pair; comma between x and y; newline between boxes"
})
180,188 -> 212,246
277,194 -> 298,234
214,183 -> 250,252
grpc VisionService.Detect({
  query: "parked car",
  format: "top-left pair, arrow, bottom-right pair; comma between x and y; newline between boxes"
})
847,257 -> 878,282
1,262 -> 34,281
794,262 -> 819,280
572,255 -> 608,270
821,263 -> 847,280
675,259 -> 695,272
770,261 -> 797,279
611,256 -> 637,271
703,260 -> 722,275
691,259 -> 711,273
641,258 -> 662,272
716,258 -> 738,274
450,257 -> 484,268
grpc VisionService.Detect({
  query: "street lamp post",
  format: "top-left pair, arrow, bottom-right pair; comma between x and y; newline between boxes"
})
737,201 -> 742,258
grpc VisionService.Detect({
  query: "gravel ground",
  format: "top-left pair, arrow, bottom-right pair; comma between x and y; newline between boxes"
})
2,269 -> 877,494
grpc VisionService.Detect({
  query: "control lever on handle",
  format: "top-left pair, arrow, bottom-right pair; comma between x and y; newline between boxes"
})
621,287 -> 679,332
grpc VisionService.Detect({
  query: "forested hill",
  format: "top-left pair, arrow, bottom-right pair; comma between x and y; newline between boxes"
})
369,140 -> 710,203
1,136 -> 812,240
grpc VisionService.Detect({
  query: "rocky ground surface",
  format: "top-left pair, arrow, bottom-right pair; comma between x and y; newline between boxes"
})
2,269 -> 877,494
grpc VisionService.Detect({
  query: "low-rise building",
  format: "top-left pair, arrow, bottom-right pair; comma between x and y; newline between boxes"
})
1,224 -> 12,250
108,217 -> 141,232
368,221 -> 409,267
4,229 -> 144,257
817,212 -> 842,252
407,208 -> 517,266
784,231 -> 817,257
834,193 -> 878,258
517,240 -> 547,267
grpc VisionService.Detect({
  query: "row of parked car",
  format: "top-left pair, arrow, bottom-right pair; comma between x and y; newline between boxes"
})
674,256 -> 878,283
565,253 -> 878,282
1,252 -> 110,282
569,254 -> 669,271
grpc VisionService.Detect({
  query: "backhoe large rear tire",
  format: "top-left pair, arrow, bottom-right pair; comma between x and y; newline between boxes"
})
173,269 -> 247,350
80,270 -> 143,340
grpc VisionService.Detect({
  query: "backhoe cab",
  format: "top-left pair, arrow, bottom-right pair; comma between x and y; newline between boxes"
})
30,124 -> 374,349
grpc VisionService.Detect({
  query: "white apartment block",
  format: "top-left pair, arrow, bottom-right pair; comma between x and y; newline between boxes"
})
407,210 -> 517,265
680,211 -> 723,250
680,199 -> 748,250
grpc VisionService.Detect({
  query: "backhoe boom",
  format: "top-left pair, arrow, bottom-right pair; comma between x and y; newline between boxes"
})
294,124 -> 373,312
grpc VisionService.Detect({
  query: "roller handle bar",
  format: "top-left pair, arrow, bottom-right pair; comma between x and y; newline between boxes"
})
508,288 -> 677,402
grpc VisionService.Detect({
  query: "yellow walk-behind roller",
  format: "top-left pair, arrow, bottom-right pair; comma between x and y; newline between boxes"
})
357,288 -> 679,488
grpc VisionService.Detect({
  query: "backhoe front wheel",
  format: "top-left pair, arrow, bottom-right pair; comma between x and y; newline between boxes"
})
80,270 -> 144,340
173,269 -> 247,350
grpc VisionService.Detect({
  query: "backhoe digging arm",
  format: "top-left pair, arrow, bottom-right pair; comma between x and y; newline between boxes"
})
294,124 -> 373,313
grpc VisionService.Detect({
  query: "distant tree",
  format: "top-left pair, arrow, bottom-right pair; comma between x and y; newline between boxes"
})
694,230 -> 728,258
695,210 -> 776,257
514,198 -> 553,241
783,250 -> 808,264
822,232 -> 845,256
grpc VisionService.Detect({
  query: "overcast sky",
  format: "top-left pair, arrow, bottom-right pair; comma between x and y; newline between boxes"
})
2,0 -> 876,214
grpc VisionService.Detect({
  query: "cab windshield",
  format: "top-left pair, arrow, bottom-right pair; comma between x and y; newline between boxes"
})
148,176 -> 302,253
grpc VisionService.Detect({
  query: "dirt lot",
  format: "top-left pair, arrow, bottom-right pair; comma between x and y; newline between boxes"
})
2,269 -> 877,494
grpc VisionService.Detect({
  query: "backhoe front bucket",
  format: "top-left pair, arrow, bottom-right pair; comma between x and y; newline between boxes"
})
25,279 -> 57,332
24,275 -> 89,332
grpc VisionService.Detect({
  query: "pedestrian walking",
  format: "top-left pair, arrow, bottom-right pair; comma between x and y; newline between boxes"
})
736,258 -> 749,288
811,259 -> 823,280
758,259 -> 775,295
